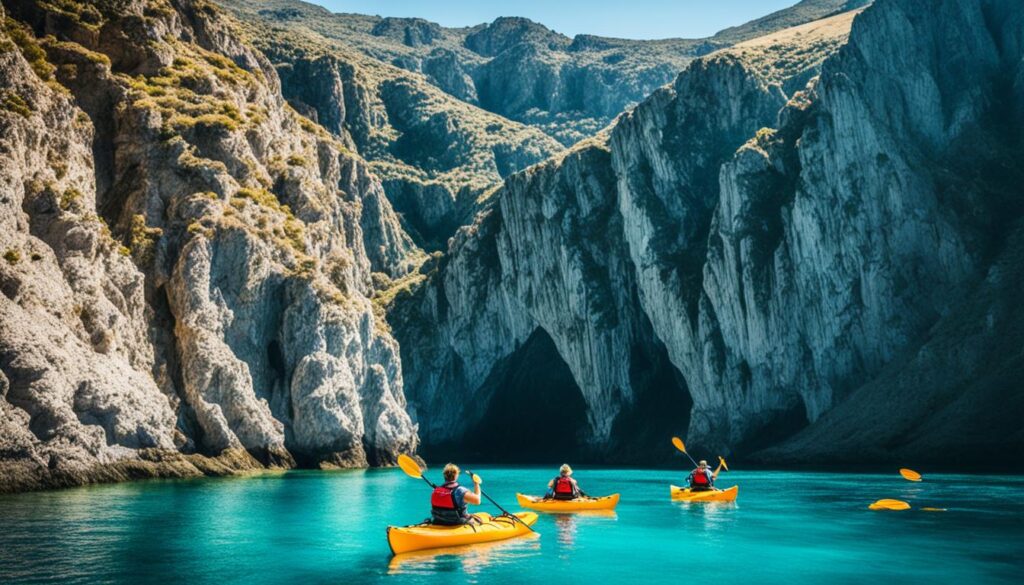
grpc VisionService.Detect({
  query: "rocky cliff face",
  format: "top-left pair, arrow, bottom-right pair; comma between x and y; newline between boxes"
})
393,0 -> 1024,465
0,0 -> 419,492
391,141 -> 689,461
206,5 -> 564,251
749,0 -> 1024,465
392,12 -> 853,461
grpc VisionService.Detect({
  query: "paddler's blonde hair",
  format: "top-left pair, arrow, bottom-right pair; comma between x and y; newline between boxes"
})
559,464 -> 572,476
443,463 -> 460,482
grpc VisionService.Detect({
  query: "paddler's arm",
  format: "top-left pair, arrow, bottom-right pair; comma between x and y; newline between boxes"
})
712,466 -> 721,481
463,477 -> 482,505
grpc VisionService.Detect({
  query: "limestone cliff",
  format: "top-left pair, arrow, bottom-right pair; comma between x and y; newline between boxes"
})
393,0 -> 1024,465
219,0 -> 564,250
391,141 -> 689,461
391,13 -> 847,460
0,0 -> 419,492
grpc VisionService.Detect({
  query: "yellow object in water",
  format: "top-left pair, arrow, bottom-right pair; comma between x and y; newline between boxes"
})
669,485 -> 739,502
386,512 -> 538,555
899,468 -> 922,482
515,493 -> 620,512
868,499 -> 911,510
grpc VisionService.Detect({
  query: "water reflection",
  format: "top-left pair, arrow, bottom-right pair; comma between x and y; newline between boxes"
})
386,534 -> 541,578
673,499 -> 738,534
551,511 -> 618,547
554,514 -> 577,548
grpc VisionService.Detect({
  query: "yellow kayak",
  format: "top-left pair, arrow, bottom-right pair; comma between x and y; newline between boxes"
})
515,493 -> 620,512
670,485 -> 739,502
386,512 -> 538,555
868,499 -> 911,511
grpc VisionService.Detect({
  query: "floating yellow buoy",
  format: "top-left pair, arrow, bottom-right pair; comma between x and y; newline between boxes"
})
869,499 -> 911,511
899,468 -> 922,482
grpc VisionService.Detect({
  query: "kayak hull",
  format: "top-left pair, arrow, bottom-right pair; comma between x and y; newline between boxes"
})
868,499 -> 911,510
387,512 -> 538,555
670,485 -> 739,502
515,493 -> 620,512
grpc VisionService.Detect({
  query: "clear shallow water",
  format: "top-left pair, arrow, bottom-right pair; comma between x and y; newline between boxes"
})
1,468 -> 1022,584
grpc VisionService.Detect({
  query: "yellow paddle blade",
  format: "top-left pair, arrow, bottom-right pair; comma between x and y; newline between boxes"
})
899,468 -> 922,482
470,473 -> 482,485
397,454 -> 424,479
671,437 -> 687,453
868,499 -> 911,511
718,456 -> 729,471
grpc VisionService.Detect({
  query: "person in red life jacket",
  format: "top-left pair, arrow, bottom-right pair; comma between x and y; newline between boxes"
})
430,463 -> 482,525
545,464 -> 586,500
687,460 -> 718,491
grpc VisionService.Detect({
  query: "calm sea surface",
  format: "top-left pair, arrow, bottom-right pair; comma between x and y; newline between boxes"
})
1,467 -> 1021,584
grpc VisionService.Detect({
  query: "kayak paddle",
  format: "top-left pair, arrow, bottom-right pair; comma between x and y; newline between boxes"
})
899,468 -> 922,482
717,456 -> 729,472
397,453 -> 436,488
671,436 -> 699,468
466,469 -> 537,534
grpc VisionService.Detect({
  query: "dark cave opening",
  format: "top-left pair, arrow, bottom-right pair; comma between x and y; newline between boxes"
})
423,328 -> 591,463
421,327 -> 698,466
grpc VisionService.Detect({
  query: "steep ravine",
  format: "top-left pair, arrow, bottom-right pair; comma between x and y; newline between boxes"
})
392,0 -> 1024,466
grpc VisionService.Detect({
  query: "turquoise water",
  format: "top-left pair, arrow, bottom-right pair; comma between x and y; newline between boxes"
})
1,468 -> 1022,584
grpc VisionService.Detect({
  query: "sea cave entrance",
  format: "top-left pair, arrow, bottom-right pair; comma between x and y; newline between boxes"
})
424,328 -> 591,463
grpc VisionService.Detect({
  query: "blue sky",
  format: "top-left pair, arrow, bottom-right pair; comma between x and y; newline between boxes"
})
310,1 -> 799,40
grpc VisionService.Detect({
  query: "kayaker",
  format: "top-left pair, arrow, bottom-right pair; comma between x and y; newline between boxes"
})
687,460 -> 718,491
546,464 -> 585,500
430,463 -> 482,525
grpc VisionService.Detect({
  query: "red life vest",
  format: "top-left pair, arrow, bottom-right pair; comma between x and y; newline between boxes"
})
431,481 -> 460,509
431,481 -> 468,525
554,476 -> 575,495
691,469 -> 711,486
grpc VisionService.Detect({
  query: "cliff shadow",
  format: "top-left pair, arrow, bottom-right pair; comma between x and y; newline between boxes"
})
420,328 -> 591,463
605,339 -> 693,465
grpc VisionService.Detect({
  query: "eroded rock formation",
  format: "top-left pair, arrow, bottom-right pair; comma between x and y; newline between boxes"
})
0,0 -> 418,492
393,0 -> 1024,465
